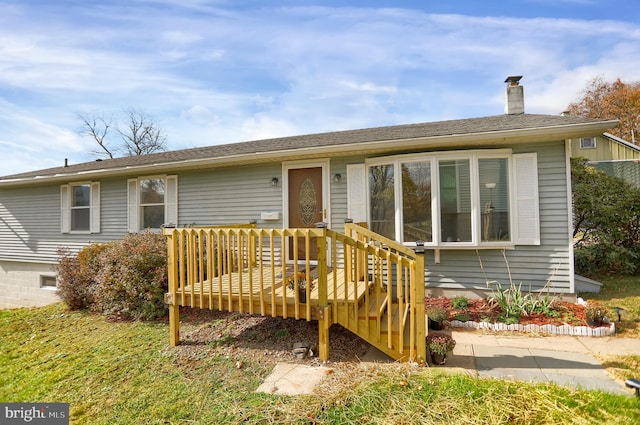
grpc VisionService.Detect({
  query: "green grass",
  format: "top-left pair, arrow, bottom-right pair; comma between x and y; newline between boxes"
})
1,303 -> 639,424
580,275 -> 640,336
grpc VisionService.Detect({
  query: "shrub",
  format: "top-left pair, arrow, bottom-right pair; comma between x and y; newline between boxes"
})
426,332 -> 456,356
94,232 -> 168,320
584,300 -> 610,326
451,296 -> 469,310
426,306 -> 449,322
56,243 -> 108,310
572,158 -> 640,275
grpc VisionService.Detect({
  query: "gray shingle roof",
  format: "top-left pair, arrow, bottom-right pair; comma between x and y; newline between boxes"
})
1,113 -> 615,181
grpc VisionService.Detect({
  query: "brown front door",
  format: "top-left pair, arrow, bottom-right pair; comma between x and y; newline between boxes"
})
288,167 -> 323,261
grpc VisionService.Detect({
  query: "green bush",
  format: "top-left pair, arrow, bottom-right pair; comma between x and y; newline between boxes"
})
451,296 -> 469,310
572,158 -> 640,275
56,243 -> 108,310
56,232 -> 168,319
574,244 -> 640,276
94,232 -> 168,320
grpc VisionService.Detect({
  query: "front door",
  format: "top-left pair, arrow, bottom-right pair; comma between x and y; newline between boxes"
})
288,167 -> 324,261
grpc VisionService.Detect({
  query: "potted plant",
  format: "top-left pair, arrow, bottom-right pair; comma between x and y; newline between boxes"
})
426,332 -> 456,365
585,300 -> 610,327
426,305 -> 449,330
287,272 -> 314,303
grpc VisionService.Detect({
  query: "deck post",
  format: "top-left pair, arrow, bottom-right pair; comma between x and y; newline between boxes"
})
414,249 -> 426,364
165,228 -> 180,346
316,225 -> 330,361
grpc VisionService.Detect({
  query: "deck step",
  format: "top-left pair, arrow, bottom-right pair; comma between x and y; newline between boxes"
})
357,294 -> 388,320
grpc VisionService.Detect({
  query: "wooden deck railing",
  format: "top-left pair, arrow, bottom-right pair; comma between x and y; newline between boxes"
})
164,223 -> 426,363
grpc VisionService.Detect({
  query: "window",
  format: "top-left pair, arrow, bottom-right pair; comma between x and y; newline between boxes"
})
439,159 -> 471,242
61,182 -> 100,233
40,275 -> 57,289
579,137 -> 596,149
479,158 -> 510,242
71,184 -> 91,231
369,165 -> 395,239
402,162 -> 432,242
363,150 -> 539,247
128,175 -> 177,231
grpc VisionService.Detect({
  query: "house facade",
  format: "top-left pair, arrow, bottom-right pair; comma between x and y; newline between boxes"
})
0,78 -> 617,309
570,132 -> 640,162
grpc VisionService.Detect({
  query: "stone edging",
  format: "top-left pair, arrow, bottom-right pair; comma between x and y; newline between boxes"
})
449,320 -> 616,337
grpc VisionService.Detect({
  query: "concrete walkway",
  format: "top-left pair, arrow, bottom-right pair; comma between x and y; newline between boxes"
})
443,330 -> 637,395
256,331 -> 640,396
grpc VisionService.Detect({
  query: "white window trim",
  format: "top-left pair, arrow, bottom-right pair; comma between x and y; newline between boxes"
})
364,148 -> 540,248
61,181 -> 100,234
127,175 -> 178,232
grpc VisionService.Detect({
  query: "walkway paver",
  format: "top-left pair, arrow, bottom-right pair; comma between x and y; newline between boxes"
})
448,330 -> 636,395
257,331 -> 639,396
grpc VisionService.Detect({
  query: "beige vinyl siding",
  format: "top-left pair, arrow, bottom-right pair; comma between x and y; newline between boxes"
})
571,135 -> 640,161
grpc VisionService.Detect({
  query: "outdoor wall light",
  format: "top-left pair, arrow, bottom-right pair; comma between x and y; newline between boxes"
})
271,177 -> 279,187
333,173 -> 342,183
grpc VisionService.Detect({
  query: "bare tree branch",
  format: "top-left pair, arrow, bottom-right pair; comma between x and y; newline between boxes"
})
78,113 -> 115,159
118,109 -> 167,156
78,109 -> 168,159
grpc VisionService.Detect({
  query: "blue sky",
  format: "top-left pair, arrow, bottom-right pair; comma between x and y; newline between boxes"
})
2,0 -> 640,176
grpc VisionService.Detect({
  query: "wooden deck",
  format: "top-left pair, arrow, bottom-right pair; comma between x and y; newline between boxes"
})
166,266 -> 368,320
164,223 -> 427,364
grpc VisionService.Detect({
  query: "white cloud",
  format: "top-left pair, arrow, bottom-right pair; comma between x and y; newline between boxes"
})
1,2 -> 640,175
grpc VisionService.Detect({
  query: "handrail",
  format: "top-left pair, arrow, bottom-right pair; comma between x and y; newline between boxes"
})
164,223 -> 426,363
338,222 -> 426,362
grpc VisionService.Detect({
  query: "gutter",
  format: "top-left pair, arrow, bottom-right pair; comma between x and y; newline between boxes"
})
0,119 -> 618,187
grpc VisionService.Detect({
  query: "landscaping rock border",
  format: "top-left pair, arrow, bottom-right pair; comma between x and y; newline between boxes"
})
449,320 -> 616,337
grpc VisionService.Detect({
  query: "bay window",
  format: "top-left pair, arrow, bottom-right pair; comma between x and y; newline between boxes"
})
360,149 -> 538,247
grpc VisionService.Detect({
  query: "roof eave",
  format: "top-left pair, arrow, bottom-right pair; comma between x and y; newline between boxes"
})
0,119 -> 618,187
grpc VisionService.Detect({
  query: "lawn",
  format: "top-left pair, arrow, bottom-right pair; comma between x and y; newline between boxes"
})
580,275 -> 640,336
1,303 -> 639,424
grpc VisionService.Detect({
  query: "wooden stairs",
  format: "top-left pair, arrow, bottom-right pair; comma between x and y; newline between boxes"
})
164,223 -> 427,364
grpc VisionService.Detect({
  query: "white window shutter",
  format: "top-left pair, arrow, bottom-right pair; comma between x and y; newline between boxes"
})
347,164 -> 367,223
127,178 -> 139,233
513,153 -> 540,245
60,185 -> 70,233
165,175 -> 178,227
90,182 -> 101,233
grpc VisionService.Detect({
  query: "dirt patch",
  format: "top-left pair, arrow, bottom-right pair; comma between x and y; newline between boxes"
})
173,307 -> 371,370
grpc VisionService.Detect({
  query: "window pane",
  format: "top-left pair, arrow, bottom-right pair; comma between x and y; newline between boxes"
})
72,185 -> 90,207
140,179 -> 165,204
439,160 -> 471,242
71,208 -> 90,231
369,165 -> 395,239
479,158 -> 510,241
142,205 -> 165,229
402,162 -> 432,242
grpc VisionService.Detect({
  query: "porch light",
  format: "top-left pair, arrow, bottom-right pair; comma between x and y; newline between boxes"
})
333,173 -> 342,183
271,177 -> 279,187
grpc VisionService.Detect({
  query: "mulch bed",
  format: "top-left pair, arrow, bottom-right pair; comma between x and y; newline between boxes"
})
425,296 -> 589,327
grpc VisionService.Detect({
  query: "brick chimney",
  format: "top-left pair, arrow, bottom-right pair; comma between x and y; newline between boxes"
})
504,75 -> 524,115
